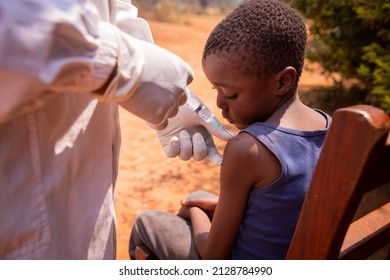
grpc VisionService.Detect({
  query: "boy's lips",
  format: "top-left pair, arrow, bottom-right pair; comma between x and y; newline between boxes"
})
222,111 -> 233,123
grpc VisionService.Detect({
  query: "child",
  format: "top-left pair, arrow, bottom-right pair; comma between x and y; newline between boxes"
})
129,0 -> 331,260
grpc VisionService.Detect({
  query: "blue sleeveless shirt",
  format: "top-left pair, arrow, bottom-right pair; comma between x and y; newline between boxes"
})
231,111 -> 331,259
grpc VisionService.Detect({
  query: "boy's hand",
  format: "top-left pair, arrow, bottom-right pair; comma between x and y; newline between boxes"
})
176,205 -> 191,221
181,190 -> 219,219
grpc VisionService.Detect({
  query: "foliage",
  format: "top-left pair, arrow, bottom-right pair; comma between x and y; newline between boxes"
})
286,0 -> 390,113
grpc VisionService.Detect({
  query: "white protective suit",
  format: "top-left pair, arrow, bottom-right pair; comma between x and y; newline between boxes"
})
0,0 -> 233,259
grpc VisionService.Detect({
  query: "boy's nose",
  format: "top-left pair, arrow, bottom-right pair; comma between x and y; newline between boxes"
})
216,92 -> 227,111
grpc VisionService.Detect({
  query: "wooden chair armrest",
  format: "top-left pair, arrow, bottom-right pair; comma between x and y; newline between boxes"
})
340,202 -> 390,259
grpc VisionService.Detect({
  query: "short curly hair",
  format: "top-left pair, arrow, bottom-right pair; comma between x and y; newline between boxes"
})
203,0 -> 307,80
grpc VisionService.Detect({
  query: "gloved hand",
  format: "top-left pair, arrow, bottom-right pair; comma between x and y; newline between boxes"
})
119,38 -> 193,130
155,89 -> 236,165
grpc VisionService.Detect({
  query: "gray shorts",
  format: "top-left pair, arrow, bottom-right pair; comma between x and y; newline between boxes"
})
129,209 -> 200,260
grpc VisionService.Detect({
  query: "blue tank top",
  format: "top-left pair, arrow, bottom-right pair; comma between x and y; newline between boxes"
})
231,111 -> 331,259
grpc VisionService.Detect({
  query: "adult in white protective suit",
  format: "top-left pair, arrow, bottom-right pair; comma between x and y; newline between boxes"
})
0,0 -> 233,259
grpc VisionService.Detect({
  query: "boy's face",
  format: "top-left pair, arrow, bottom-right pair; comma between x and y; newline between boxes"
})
202,53 -> 281,130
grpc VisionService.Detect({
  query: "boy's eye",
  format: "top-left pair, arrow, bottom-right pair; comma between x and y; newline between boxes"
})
211,86 -> 238,100
225,93 -> 238,100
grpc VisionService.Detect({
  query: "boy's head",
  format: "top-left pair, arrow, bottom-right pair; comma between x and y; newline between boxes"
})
203,0 -> 307,83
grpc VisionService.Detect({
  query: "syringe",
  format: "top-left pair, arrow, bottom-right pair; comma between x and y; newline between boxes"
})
184,89 -> 235,141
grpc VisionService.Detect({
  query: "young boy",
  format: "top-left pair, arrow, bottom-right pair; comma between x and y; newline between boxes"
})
129,0 -> 331,259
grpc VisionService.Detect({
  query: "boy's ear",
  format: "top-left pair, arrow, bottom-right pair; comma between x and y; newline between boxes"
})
275,66 -> 297,96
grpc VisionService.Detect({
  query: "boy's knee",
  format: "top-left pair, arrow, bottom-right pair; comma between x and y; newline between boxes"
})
129,210 -> 159,259
136,210 -> 168,230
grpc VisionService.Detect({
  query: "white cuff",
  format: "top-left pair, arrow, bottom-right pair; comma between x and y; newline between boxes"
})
95,28 -> 145,103
87,22 -> 118,94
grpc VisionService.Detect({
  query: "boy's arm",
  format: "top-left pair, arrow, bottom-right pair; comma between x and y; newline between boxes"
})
177,206 -> 212,257
180,133 -> 263,259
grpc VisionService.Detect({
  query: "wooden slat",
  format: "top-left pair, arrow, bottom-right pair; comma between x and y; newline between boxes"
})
340,202 -> 390,259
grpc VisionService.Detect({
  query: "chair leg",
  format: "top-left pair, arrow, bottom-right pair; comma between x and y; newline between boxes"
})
387,245 -> 390,260
135,244 -> 158,260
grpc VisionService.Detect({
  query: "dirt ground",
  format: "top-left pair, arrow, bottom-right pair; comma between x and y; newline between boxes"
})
114,15 -> 333,260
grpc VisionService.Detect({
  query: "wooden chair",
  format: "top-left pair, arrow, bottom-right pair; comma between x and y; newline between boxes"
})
286,104 -> 390,259
135,104 -> 390,260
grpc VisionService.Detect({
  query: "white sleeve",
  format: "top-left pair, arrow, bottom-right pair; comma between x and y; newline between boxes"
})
115,0 -> 154,43
0,0 -> 142,122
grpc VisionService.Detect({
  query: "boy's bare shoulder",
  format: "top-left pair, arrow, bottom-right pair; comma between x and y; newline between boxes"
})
223,131 -> 281,188
224,131 -> 266,160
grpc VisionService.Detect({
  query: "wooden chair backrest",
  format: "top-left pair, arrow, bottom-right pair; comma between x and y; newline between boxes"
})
286,105 -> 390,259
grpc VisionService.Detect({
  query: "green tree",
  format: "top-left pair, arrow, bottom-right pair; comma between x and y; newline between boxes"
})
288,0 -> 390,113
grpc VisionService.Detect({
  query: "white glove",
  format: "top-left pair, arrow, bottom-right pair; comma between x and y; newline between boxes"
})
156,89 -> 236,165
119,39 -> 193,130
